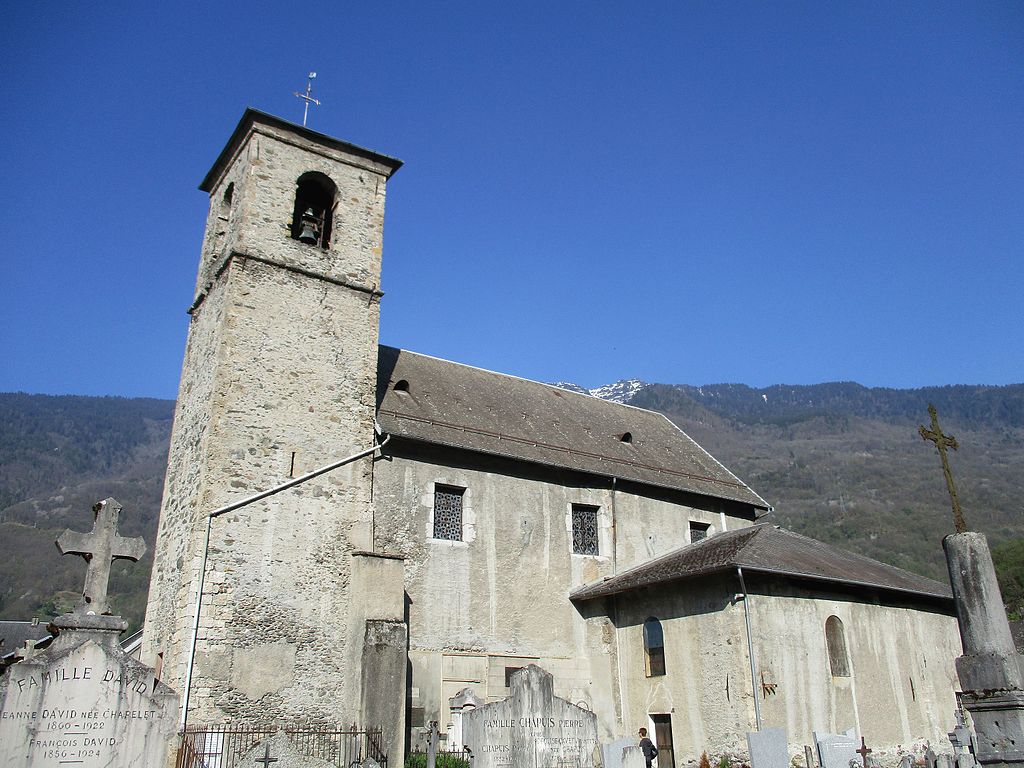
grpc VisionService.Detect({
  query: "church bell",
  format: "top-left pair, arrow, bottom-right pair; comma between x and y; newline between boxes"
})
298,208 -> 321,244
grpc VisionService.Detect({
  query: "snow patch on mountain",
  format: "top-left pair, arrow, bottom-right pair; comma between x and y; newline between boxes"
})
549,379 -> 648,404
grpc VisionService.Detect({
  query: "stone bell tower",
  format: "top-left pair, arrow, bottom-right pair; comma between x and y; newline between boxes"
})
142,110 -> 402,728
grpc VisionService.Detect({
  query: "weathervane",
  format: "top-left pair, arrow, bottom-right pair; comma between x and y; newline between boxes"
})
293,72 -> 320,127
919,403 -> 967,533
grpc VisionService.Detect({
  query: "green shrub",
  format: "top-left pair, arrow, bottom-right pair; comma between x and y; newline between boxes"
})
405,752 -> 470,768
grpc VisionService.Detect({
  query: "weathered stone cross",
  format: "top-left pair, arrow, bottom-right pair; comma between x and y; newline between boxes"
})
255,743 -> 279,767
56,497 -> 146,615
918,403 -> 967,533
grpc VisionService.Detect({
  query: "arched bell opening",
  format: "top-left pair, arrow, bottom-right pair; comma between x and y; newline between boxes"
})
290,171 -> 337,248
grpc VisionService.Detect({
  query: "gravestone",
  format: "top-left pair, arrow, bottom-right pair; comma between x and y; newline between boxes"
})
462,665 -> 599,768
602,737 -> 636,768
448,686 -> 485,749
237,732 -> 336,768
748,727 -> 789,768
0,498 -> 179,768
814,729 -> 858,768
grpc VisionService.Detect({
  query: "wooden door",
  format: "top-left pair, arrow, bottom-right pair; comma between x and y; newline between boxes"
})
651,714 -> 675,768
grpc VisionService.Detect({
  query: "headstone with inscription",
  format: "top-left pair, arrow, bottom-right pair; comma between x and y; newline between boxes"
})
462,665 -> 599,768
0,498 -> 179,768
814,729 -> 859,768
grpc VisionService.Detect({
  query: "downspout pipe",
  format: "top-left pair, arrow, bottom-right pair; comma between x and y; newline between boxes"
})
178,425 -> 392,731
737,566 -> 762,731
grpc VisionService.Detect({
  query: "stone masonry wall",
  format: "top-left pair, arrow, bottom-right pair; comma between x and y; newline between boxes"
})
143,117 -> 395,727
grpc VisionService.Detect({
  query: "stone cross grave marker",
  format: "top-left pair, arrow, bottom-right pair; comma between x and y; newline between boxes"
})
462,665 -> 599,768
748,727 -> 789,768
918,404 -> 967,533
0,497 -> 178,768
56,497 -> 146,615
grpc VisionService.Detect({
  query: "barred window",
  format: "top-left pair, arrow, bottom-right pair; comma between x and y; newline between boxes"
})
433,485 -> 464,541
689,521 -> 710,542
572,504 -> 599,555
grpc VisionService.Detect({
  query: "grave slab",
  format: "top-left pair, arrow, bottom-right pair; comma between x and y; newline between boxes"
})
462,665 -> 599,768
748,727 -> 789,768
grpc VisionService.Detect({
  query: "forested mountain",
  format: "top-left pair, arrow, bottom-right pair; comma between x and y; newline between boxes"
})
1,382 -> 1021,631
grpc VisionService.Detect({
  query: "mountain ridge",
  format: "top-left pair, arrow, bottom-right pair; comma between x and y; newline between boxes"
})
1,381 -> 1021,629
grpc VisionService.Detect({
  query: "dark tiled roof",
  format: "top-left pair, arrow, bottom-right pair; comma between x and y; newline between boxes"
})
375,346 -> 769,510
0,620 -> 50,657
570,524 -> 953,603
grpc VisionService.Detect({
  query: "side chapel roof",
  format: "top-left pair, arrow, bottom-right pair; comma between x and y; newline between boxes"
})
375,346 -> 770,510
569,523 -> 954,603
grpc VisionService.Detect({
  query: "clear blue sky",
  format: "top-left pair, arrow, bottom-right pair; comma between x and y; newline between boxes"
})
1,2 -> 1021,399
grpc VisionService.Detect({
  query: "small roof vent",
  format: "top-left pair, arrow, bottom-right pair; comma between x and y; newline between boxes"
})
393,379 -> 410,393
619,432 -> 633,444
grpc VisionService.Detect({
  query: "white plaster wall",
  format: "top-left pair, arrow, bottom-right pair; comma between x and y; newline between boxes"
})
372,450 -> 756,738
612,578 -> 961,765
749,585 -> 961,756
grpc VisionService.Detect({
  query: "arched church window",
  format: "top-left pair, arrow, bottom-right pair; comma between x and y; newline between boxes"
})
644,617 -> 666,677
290,171 -> 337,248
825,615 -> 850,677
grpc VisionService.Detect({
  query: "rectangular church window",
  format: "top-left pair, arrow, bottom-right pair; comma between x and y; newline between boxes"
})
572,504 -> 600,555
433,485 -> 465,541
689,521 -> 710,542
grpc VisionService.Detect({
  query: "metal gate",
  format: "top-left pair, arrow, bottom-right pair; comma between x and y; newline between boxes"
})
177,723 -> 387,768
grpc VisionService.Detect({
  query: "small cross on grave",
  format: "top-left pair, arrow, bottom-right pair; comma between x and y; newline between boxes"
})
255,743 -> 279,767
56,497 -> 146,615
919,404 -> 968,533
856,737 -> 872,768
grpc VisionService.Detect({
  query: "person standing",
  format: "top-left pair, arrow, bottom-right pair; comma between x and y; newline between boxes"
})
639,727 -> 658,768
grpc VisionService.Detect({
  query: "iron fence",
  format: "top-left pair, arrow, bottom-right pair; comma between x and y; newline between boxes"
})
177,723 -> 387,768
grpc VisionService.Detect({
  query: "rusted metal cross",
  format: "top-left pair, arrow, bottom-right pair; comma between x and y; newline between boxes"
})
56,497 -> 146,615
918,403 -> 967,533
856,737 -> 872,768
255,743 -> 278,767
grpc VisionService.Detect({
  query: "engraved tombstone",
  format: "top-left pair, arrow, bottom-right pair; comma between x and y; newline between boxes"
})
462,665 -> 600,768
0,499 -> 179,768
814,729 -> 859,768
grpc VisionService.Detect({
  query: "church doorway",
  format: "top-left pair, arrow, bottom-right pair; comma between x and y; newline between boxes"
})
651,713 -> 675,768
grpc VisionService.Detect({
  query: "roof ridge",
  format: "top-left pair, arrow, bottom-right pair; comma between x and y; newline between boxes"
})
760,526 -> 949,587
379,345 -> 672,418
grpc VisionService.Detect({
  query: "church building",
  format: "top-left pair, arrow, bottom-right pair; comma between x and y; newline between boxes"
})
142,110 -> 961,765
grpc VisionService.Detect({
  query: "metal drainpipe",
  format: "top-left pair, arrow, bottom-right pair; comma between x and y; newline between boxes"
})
610,476 -> 618,573
178,427 -> 392,731
737,566 -> 762,731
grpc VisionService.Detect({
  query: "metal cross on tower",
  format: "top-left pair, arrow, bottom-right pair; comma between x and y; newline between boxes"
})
293,71 -> 320,127
56,497 -> 147,615
919,403 -> 968,533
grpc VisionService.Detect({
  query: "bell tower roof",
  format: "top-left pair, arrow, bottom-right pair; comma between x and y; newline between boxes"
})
199,107 -> 403,193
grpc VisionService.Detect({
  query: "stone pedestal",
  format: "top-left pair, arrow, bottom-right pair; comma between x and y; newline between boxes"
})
945,533 -> 1024,766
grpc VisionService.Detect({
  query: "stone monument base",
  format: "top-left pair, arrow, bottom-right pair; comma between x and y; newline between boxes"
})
960,689 -> 1024,767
